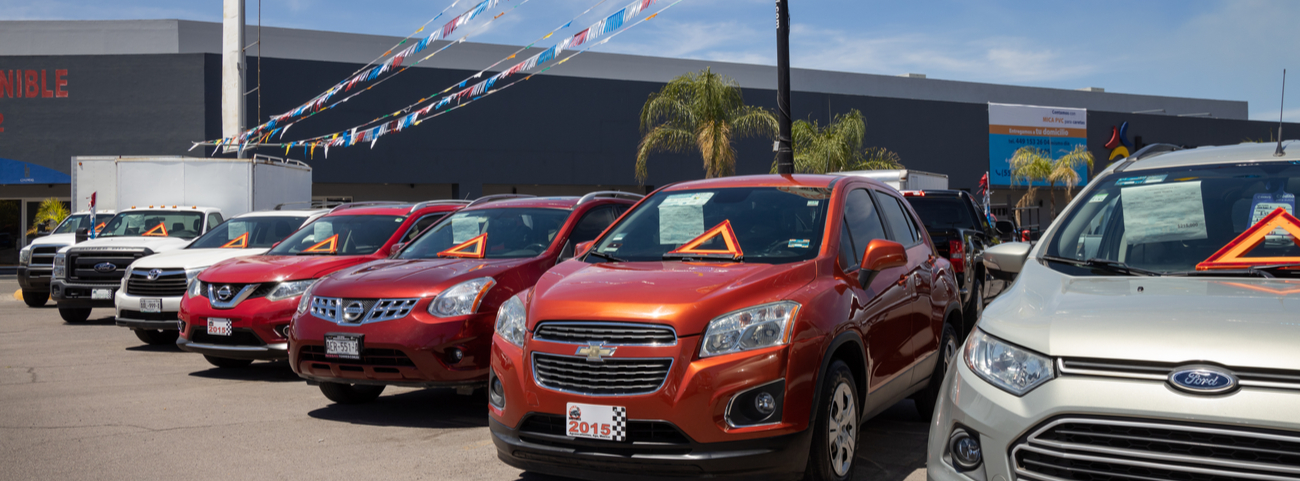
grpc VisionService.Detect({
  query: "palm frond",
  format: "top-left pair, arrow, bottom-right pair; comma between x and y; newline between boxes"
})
635,126 -> 695,182
27,198 -> 70,236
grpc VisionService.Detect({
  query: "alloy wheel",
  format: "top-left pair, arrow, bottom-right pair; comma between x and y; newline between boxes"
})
827,381 -> 857,477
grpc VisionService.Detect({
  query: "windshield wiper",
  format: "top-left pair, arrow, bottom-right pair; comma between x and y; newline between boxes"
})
1169,264 -> 1300,278
586,251 -> 627,263
1041,255 -> 1160,276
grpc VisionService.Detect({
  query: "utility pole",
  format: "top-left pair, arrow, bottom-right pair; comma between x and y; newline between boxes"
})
222,0 -> 246,156
774,0 -> 794,174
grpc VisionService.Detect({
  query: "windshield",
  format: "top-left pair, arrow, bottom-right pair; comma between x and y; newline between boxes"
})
99,211 -> 205,239
400,208 -> 571,259
592,187 -> 830,264
188,216 -> 309,249
1046,163 -> 1300,276
906,196 -> 979,230
266,215 -> 405,256
53,214 -> 111,235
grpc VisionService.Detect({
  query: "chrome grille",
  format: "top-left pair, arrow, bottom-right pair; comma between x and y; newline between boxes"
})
308,297 -> 419,324
1059,358 -> 1300,392
1013,417 -> 1300,481
310,297 -> 343,323
364,299 -> 419,322
532,353 -> 672,396
534,322 -> 676,345
125,268 -> 187,297
68,251 -> 142,283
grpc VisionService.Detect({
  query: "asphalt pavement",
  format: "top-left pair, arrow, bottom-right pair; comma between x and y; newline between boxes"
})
0,278 -> 928,481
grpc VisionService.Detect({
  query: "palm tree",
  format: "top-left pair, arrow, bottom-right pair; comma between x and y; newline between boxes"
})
1048,144 -> 1095,204
26,198 -> 70,236
636,68 -> 777,182
772,109 -> 904,174
1009,145 -> 1094,221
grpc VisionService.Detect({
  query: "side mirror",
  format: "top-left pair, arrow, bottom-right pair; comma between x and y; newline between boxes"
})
983,242 -> 1032,275
858,239 -> 907,287
389,242 -> 406,258
75,227 -> 89,244
271,241 -> 281,248
995,220 -> 1015,236
574,241 -> 595,258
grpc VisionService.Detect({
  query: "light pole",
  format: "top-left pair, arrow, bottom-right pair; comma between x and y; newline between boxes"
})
774,0 -> 794,174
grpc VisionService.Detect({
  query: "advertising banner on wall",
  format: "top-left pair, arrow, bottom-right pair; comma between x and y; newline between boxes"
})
988,103 -> 1087,186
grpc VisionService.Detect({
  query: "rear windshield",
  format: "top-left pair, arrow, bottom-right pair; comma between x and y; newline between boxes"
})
188,216 -> 309,249
905,196 -> 977,230
267,215 -> 405,256
98,211 -> 205,239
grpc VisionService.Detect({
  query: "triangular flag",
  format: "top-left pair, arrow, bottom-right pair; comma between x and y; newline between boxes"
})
438,233 -> 487,258
1197,208 -> 1300,270
142,223 -> 169,237
666,220 -> 744,259
303,234 -> 339,254
220,232 -> 250,249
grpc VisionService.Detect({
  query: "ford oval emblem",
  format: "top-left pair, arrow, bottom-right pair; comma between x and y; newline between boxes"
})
1168,367 -> 1238,395
94,262 -> 117,273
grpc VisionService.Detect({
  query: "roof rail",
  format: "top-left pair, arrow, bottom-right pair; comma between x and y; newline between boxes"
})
328,201 -> 408,213
576,191 -> 645,206
1113,143 -> 1183,172
274,201 -> 315,210
466,194 -> 535,208
409,199 -> 473,213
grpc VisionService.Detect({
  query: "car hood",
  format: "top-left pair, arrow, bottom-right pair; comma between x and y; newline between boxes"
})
28,234 -> 76,248
312,257 -> 534,299
527,260 -> 818,336
198,255 -> 376,283
60,236 -> 193,253
981,260 -> 1300,371
128,248 -> 271,270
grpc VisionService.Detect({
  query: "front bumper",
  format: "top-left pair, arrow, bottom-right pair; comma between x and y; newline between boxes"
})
176,336 -> 288,360
50,279 -> 118,308
177,294 -> 296,361
115,291 -> 182,330
926,357 -> 1300,481
17,267 -> 51,293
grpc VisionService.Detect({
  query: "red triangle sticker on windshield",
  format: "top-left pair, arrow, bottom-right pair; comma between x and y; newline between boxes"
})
438,233 -> 487,258
142,223 -> 168,237
667,220 -> 744,259
303,234 -> 339,254
1197,207 -> 1300,270
220,232 -> 250,249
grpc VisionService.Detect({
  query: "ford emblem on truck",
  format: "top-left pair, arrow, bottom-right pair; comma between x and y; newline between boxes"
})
1169,367 -> 1238,394
94,262 -> 117,273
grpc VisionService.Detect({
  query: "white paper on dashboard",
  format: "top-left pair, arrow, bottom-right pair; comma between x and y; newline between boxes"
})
1122,181 -> 1207,244
451,217 -> 481,244
658,193 -> 713,244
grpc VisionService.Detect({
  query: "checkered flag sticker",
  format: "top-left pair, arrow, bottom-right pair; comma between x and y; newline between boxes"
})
611,406 -> 627,442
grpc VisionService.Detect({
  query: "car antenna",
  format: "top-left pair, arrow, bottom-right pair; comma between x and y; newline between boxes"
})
1276,69 -> 1287,157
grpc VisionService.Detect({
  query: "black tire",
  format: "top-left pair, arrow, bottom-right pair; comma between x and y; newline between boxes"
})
203,355 -> 254,368
805,360 -> 859,481
914,322 -> 959,421
963,275 -> 983,332
133,329 -> 179,345
59,307 -> 92,323
22,290 -> 48,307
319,381 -> 386,404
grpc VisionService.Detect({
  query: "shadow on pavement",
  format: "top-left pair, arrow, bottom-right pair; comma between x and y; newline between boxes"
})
125,343 -> 182,352
188,360 -> 303,383
67,315 -> 117,326
308,387 -> 490,429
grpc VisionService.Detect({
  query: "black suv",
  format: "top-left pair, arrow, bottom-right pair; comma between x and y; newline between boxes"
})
902,190 -> 1005,334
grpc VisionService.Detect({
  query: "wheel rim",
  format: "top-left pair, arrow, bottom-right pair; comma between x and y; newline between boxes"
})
827,381 -> 857,477
942,334 -> 959,375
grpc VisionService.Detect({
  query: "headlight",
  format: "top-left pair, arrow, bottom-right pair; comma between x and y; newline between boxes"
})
296,280 -> 320,314
494,295 -> 527,347
964,329 -> 1054,396
186,268 -> 206,281
53,253 -> 66,279
18,246 -> 31,266
267,279 -> 316,302
188,278 -> 204,298
699,301 -> 800,358
429,277 -> 496,318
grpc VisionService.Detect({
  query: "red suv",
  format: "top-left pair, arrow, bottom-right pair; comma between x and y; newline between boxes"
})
289,193 -> 640,404
177,201 -> 466,368
489,175 -> 961,480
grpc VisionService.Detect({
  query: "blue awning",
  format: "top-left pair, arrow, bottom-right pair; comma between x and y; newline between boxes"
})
0,158 -> 71,184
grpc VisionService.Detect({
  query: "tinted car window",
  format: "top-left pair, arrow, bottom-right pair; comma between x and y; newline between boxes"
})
54,214 -> 109,235
98,211 -> 206,239
401,208 -> 572,259
843,189 -> 888,266
905,197 -> 977,230
207,213 -> 224,230
838,222 -> 859,271
402,214 -> 446,244
188,216 -> 308,249
878,194 -> 918,245
570,206 -> 617,244
267,215 -> 406,255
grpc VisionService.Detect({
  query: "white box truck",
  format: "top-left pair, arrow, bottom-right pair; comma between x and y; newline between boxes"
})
836,169 -> 948,192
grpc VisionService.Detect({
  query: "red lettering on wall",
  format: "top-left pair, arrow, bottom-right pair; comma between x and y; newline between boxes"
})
0,112 -> 5,133
0,71 -> 11,98
40,70 -> 52,98
55,70 -> 68,98
24,70 -> 38,98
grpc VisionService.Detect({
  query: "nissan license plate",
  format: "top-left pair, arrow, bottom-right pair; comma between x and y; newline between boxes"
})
140,298 -> 162,313
207,318 -> 232,336
325,333 -> 362,360
566,403 -> 626,441
91,289 -> 112,300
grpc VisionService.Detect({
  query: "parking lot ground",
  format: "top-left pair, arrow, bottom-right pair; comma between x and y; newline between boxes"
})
0,278 -> 927,481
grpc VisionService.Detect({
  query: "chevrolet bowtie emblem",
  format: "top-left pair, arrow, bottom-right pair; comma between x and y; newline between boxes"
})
575,342 -> 616,362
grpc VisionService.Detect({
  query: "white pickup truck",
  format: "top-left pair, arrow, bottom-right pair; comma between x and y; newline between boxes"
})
114,209 -> 325,345
52,206 -> 225,323
17,211 -> 115,307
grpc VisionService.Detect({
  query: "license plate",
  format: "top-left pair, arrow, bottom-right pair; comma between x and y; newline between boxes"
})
325,333 -> 362,360
566,403 -> 626,441
92,289 -> 112,300
207,318 -> 232,336
140,298 -> 162,313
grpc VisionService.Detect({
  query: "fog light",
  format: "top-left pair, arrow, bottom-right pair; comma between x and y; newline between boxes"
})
177,321 -> 186,332
273,324 -> 290,338
949,430 -> 983,470
488,371 -> 505,409
448,348 -> 464,363
754,392 -> 776,415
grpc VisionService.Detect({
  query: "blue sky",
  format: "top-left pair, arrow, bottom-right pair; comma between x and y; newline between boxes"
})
4,0 -> 1297,121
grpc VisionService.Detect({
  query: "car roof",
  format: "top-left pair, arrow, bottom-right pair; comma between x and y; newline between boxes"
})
901,189 -> 966,198
664,174 -> 843,192
231,209 -> 324,218
463,197 -> 583,211
1123,140 -> 1300,172
71,210 -> 114,215
118,206 -> 216,212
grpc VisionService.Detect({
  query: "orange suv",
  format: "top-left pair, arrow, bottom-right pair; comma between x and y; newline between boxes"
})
488,174 -> 961,480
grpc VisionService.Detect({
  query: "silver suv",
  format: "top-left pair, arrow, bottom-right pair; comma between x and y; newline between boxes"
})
927,141 -> 1300,481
